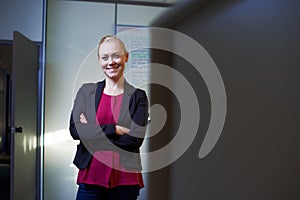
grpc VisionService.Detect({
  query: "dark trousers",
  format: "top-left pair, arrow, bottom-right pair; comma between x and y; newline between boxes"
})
76,184 -> 140,200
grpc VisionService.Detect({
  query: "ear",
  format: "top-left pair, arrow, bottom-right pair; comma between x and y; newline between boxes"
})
124,52 -> 129,62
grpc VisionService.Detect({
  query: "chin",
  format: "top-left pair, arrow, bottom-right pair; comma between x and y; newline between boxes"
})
105,73 -> 122,80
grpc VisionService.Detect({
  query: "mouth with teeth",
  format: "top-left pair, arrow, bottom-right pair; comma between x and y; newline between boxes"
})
106,65 -> 120,70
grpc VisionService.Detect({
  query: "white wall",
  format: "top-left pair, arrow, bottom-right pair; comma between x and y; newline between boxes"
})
0,0 -> 43,41
44,1 -> 115,199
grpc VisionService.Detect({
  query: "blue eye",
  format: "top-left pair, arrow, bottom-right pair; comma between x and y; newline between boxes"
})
101,56 -> 108,61
112,54 -> 121,59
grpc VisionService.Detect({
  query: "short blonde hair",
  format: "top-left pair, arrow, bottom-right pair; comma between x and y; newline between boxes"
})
97,35 -> 127,59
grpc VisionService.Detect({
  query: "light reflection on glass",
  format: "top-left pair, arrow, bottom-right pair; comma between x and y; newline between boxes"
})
23,135 -> 27,153
44,129 -> 75,146
21,135 -> 38,153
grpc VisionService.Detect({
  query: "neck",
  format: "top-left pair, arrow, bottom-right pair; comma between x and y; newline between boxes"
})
104,76 -> 125,95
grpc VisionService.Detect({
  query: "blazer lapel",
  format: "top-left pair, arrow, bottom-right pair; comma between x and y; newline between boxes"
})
118,81 -> 135,124
95,80 -> 105,111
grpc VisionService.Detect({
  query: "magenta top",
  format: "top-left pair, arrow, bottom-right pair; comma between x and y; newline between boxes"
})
77,93 -> 144,188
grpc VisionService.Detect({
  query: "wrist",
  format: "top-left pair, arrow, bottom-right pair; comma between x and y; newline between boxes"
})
115,125 -> 121,135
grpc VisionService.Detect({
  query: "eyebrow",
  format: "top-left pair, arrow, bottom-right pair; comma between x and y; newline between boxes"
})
99,51 -> 124,56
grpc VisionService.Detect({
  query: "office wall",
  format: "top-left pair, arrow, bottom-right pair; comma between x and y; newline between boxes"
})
151,0 -> 300,199
44,1 -> 168,199
0,0 -> 43,41
117,4 -> 167,26
45,1 -> 115,199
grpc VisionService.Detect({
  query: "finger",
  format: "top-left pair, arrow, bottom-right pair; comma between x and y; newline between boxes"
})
121,127 -> 130,134
80,113 -> 88,123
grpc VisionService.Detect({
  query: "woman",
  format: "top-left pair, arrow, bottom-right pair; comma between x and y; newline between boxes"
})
69,35 -> 149,200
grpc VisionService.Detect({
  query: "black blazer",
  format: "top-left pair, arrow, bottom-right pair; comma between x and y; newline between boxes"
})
69,80 -> 149,171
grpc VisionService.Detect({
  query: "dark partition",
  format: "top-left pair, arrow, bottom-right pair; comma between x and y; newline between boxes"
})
149,0 -> 300,199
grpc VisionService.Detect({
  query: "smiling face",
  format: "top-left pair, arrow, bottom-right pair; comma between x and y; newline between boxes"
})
98,37 -> 128,81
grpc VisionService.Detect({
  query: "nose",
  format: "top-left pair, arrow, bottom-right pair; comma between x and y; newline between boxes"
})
108,57 -> 115,65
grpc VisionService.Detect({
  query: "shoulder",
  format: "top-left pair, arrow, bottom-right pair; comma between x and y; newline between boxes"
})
80,80 -> 104,89
77,82 -> 98,95
124,80 -> 147,97
81,82 -> 97,89
134,88 -> 147,97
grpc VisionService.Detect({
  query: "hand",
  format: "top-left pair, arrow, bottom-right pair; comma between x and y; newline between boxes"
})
80,113 -> 88,124
115,125 -> 130,135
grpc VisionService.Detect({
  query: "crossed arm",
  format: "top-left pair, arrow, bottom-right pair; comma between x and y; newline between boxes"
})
69,86 -> 149,152
79,113 -> 130,135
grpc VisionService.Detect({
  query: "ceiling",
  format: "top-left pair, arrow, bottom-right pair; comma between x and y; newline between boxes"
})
72,0 -> 183,7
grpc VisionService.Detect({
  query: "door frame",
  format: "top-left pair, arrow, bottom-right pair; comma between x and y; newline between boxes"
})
0,38 -> 44,200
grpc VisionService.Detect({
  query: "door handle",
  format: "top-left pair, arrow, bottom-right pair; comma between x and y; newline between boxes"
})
15,127 -> 23,133
8,127 -> 23,134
